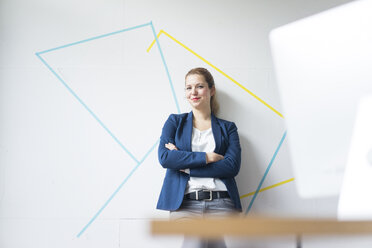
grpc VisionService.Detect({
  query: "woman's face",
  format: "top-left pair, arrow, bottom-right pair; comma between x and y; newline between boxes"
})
185,74 -> 215,110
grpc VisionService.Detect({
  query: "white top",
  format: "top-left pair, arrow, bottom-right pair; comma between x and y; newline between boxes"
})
184,127 -> 227,194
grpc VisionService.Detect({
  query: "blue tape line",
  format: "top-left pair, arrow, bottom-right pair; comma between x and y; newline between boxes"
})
245,131 -> 287,214
77,139 -> 160,237
78,23 -> 179,236
149,22 -> 180,114
36,21 -> 177,237
35,53 -> 140,164
37,22 -> 151,55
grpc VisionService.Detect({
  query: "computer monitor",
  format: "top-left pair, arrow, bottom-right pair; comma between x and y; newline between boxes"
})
338,95 -> 372,220
269,0 -> 372,198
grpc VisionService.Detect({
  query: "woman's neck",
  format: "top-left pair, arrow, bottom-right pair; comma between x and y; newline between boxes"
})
192,108 -> 211,122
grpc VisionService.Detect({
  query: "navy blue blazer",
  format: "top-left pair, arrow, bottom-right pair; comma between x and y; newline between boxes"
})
156,111 -> 242,211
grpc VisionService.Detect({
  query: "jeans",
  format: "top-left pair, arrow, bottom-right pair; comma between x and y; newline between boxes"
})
170,197 -> 240,248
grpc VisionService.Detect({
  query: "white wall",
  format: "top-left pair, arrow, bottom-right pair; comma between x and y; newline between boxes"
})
2,0 -> 368,247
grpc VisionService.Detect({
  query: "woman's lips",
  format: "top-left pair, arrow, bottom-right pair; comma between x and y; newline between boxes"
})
192,98 -> 200,101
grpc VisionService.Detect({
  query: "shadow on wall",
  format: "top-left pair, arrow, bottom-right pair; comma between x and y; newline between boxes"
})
215,90 -> 262,212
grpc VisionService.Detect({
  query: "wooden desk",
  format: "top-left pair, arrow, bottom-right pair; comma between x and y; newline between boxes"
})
151,216 -> 372,238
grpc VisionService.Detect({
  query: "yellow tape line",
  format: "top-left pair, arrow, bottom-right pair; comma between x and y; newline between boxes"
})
147,30 -> 284,118
240,178 -> 295,199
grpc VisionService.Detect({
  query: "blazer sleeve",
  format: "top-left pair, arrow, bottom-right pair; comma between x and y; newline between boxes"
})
189,122 -> 241,178
158,114 -> 207,170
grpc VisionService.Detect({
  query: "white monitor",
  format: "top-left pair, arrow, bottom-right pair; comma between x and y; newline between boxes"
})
338,96 -> 372,220
269,0 -> 372,198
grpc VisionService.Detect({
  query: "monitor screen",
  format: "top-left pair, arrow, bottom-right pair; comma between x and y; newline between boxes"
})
269,0 -> 372,198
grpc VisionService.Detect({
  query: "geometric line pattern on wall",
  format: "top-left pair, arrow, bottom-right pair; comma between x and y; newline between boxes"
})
240,178 -> 294,199
35,21 -> 176,237
245,131 -> 287,214
147,29 -> 284,118
76,139 -> 159,237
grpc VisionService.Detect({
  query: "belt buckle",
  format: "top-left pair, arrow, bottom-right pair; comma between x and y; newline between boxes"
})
194,190 -> 201,200
203,190 -> 213,201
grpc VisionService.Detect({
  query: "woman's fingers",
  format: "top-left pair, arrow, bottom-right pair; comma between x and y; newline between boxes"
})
165,143 -> 178,150
206,152 -> 224,163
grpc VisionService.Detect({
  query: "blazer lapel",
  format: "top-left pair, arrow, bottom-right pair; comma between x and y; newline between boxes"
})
184,111 -> 193,152
211,113 -> 222,153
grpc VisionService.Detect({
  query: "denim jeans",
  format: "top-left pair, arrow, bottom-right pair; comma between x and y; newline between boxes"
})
170,197 -> 240,248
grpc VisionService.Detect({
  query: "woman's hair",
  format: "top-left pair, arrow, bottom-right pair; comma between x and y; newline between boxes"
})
185,67 -> 220,116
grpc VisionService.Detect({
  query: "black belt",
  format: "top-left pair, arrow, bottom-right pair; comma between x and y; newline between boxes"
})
184,190 -> 230,201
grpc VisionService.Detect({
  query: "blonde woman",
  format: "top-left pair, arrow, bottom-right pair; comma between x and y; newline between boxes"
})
157,67 -> 242,247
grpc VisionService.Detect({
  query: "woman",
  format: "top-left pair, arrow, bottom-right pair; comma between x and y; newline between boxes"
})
157,67 -> 242,247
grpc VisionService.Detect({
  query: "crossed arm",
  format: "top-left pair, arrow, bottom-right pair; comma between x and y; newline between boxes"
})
158,114 -> 241,178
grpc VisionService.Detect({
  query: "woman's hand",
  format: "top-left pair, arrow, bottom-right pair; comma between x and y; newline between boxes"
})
165,142 -> 178,151
165,143 -> 187,173
206,152 -> 224,164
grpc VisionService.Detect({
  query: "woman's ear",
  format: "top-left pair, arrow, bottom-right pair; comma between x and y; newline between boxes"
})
210,85 -> 216,97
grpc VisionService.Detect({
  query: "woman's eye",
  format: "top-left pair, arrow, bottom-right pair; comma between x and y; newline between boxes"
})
198,86 -> 204,88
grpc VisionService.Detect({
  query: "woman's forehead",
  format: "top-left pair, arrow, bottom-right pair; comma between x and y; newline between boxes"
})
185,74 -> 206,85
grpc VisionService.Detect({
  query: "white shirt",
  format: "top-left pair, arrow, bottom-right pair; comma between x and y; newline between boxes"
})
184,127 -> 228,194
